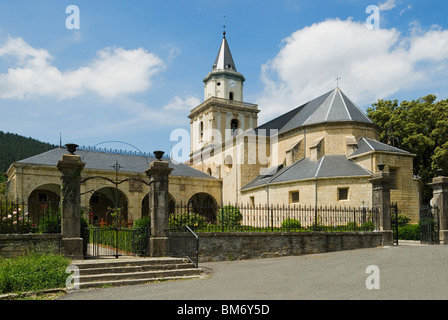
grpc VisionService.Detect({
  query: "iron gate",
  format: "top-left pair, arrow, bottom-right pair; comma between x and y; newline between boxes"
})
390,203 -> 399,245
84,227 -> 149,258
419,205 -> 440,245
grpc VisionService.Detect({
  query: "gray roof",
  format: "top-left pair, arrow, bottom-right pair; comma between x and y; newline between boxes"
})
16,148 -> 216,179
349,137 -> 411,157
242,155 -> 372,190
255,88 -> 373,135
213,33 -> 237,72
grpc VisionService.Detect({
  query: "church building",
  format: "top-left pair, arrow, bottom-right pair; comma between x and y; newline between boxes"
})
5,31 -> 421,223
188,31 -> 421,222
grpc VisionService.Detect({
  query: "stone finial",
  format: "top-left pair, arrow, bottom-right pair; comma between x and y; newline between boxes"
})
154,151 -> 165,161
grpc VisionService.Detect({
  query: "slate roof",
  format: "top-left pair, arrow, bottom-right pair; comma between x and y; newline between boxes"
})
241,155 -> 372,190
15,148 -> 216,179
349,137 -> 412,157
213,33 -> 237,72
254,88 -> 373,135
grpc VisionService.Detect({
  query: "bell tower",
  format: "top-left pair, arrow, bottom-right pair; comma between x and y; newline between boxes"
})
189,31 -> 260,158
203,31 -> 245,102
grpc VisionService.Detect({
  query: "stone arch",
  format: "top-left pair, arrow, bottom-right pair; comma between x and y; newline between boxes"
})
188,193 -> 218,223
89,187 -> 129,227
27,184 -> 61,227
141,192 -> 175,218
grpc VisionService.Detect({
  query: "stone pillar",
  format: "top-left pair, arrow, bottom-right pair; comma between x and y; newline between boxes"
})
57,145 -> 86,259
145,151 -> 173,257
429,175 -> 448,244
369,169 -> 394,245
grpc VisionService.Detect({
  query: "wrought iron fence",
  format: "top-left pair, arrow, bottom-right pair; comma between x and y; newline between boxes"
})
419,204 -> 440,245
169,202 -> 379,233
0,200 -> 61,234
84,227 -> 149,258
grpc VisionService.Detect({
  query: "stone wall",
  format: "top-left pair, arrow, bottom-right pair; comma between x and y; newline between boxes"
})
194,232 -> 383,262
0,234 -> 62,258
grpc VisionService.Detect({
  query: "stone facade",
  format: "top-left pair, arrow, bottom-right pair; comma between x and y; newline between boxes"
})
6,155 -> 222,225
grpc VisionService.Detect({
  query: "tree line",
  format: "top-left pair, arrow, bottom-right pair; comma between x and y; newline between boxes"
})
0,131 -> 56,182
367,94 -> 448,203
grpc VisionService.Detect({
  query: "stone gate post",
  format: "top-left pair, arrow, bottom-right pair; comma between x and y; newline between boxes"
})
429,175 -> 448,244
145,151 -> 173,257
369,167 -> 394,246
57,144 -> 86,259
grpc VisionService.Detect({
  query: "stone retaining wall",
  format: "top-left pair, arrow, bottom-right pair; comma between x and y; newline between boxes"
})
195,232 -> 383,262
0,234 -> 62,258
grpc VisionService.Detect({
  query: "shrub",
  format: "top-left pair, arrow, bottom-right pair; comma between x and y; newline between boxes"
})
169,213 -> 208,230
397,214 -> 411,227
38,210 -> 61,233
361,221 -> 375,231
0,253 -> 70,294
281,218 -> 301,230
398,224 -> 420,240
134,216 -> 151,229
218,205 -> 243,227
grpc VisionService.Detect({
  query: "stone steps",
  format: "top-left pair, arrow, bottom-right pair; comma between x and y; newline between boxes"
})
71,257 -> 203,289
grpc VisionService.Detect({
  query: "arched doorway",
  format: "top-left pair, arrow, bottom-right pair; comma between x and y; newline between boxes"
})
89,187 -> 129,227
141,193 -> 175,218
27,184 -> 61,232
188,193 -> 218,223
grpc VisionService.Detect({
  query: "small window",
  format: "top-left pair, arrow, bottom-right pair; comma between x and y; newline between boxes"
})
250,196 -> 255,207
290,191 -> 300,204
338,188 -> 349,201
229,92 -> 234,100
207,168 -> 212,176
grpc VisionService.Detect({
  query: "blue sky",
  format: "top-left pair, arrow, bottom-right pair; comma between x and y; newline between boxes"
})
0,0 -> 447,155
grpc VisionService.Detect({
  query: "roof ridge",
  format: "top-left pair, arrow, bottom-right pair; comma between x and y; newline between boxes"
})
337,88 -> 352,121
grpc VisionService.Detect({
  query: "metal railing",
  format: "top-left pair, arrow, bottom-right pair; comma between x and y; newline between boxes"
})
0,200 -> 61,234
168,226 -> 199,268
169,203 -> 378,233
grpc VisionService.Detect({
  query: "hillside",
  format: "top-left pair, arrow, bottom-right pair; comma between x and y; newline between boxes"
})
0,131 -> 57,177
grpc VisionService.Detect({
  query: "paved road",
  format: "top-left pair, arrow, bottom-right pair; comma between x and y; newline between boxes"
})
60,244 -> 448,300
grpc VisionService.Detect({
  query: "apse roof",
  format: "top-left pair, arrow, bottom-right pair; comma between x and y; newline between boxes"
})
255,88 -> 373,135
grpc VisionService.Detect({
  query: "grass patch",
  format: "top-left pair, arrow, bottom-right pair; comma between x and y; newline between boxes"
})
0,253 -> 71,295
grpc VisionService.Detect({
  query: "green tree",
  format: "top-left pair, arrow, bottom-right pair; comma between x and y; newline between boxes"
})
367,95 -> 448,203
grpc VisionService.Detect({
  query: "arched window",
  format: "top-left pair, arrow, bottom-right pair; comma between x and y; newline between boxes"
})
199,121 -> 204,141
230,118 -> 239,135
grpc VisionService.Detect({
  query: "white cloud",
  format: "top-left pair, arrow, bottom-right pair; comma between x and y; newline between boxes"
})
379,0 -> 398,11
163,95 -> 200,111
256,19 -> 448,123
0,36 -> 165,100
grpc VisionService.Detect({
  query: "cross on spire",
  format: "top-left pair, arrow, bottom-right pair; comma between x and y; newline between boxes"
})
223,15 -> 227,38
335,76 -> 341,88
